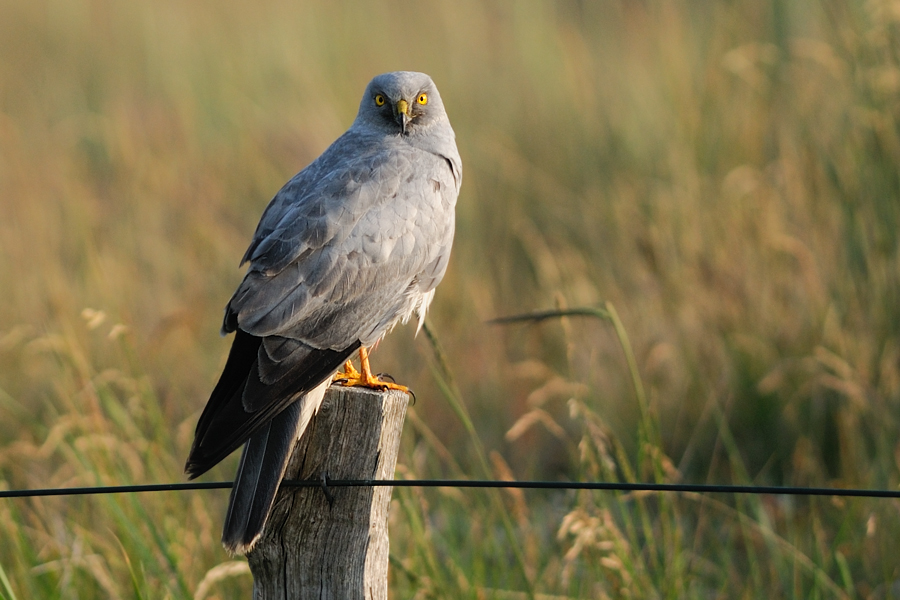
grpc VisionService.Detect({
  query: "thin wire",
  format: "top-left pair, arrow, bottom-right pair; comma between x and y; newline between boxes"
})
291,479 -> 900,498
0,482 -> 233,498
2,479 -> 900,499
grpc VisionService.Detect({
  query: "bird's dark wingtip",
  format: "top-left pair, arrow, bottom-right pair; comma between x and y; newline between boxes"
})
184,446 -> 219,479
183,461 -> 204,480
222,531 -> 261,556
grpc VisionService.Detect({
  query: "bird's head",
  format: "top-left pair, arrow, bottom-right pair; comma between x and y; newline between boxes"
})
356,71 -> 449,136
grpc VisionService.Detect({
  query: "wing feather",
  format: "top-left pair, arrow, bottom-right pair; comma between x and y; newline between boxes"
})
184,329 -> 359,479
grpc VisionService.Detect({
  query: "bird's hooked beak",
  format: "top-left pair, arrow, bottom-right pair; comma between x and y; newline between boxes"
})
395,99 -> 410,134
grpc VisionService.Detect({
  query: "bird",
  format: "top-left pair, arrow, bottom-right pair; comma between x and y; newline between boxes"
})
184,71 -> 461,555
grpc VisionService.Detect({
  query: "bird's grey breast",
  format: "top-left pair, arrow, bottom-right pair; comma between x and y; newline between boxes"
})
225,128 -> 459,347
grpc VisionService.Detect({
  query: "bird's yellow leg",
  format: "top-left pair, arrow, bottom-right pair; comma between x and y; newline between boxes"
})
334,347 -> 409,394
357,347 -> 381,387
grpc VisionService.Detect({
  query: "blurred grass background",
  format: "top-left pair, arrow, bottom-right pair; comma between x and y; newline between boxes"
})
1,0 -> 899,597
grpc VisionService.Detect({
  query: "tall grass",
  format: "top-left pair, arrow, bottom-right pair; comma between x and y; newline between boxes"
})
1,0 -> 899,597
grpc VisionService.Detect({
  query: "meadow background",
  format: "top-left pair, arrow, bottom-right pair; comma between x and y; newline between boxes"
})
1,0 -> 899,597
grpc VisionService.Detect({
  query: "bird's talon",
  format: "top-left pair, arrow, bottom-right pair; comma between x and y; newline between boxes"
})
333,359 -> 361,383
331,348 -> 411,395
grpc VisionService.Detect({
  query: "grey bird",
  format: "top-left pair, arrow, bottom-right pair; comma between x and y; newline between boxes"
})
184,71 -> 461,555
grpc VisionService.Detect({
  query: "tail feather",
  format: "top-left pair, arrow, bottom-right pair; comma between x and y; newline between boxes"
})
221,380 -> 329,555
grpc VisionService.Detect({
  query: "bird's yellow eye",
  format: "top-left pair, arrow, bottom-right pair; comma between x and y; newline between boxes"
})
374,94 -> 386,106
417,93 -> 428,105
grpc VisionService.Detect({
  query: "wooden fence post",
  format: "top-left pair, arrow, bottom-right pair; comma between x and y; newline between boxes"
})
247,385 -> 409,599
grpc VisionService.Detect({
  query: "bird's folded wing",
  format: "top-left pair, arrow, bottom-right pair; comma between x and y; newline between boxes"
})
185,330 -> 358,479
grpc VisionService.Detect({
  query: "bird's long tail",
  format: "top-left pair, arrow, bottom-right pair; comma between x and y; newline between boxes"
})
221,379 -> 330,555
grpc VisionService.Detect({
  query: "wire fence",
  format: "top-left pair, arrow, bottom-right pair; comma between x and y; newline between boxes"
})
3,479 -> 900,499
